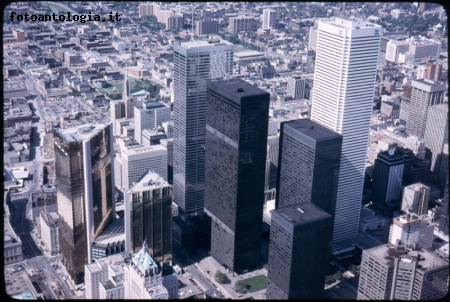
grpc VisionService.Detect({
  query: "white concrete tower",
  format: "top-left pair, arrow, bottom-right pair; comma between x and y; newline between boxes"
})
310,18 -> 382,241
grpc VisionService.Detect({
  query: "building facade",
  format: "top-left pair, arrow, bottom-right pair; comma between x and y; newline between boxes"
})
39,211 -> 60,255
310,18 -> 381,241
195,20 -> 219,36
133,101 -> 171,144
266,203 -> 333,299
228,16 -> 255,34
406,79 -> 446,139
262,9 -> 276,29
401,183 -> 430,215
276,119 -> 342,220
204,79 -> 269,274
172,39 -> 233,218
54,123 -> 115,284
125,171 -> 172,268
424,103 -> 448,180
286,75 -> 306,100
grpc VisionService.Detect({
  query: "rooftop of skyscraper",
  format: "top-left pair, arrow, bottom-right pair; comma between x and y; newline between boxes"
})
127,170 -> 170,194
411,79 -> 446,92
207,78 -> 269,104
283,119 -> 342,141
58,123 -> 110,143
365,243 -> 448,269
322,17 -> 380,30
175,38 -> 233,49
273,202 -> 331,227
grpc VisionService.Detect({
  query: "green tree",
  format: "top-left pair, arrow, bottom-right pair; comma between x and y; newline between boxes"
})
234,280 -> 248,293
214,270 -> 230,284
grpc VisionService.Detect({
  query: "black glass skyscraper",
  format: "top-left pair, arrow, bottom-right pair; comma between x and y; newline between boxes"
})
276,119 -> 342,220
204,78 -> 269,274
266,203 -> 333,299
124,171 -> 172,267
54,124 -> 114,284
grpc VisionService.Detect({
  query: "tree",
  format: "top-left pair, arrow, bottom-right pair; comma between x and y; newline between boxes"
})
214,270 -> 230,284
234,280 -> 248,293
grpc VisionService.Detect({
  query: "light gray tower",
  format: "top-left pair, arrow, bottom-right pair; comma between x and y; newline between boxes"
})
133,101 -> 171,144
406,79 -> 445,139
310,18 -> 381,241
286,76 -> 306,100
172,39 -> 233,219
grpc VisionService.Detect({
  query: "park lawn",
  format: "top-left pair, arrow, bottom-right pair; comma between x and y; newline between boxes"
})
240,275 -> 268,293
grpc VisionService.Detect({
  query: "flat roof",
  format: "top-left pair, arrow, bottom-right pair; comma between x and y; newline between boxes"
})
430,102 -> 448,112
283,119 -> 342,142
272,202 -> 331,227
58,123 -> 110,143
233,50 -> 264,58
207,78 -> 270,104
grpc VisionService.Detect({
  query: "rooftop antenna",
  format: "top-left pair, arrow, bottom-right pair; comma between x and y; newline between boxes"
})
190,3 -> 195,42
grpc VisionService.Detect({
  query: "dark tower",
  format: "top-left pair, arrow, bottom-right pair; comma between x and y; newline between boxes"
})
204,78 -> 269,274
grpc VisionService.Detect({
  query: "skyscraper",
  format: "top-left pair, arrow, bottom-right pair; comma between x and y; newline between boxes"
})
54,123 -> 115,284
406,79 -> 445,139
371,148 -> 412,216
125,171 -> 172,268
262,9 -> 276,29
110,100 -> 125,136
276,119 -> 342,220
133,101 -> 171,144
228,16 -> 255,34
286,76 -> 306,100
172,39 -> 233,219
266,203 -> 333,299
438,179 -> 448,235
310,18 -> 381,241
424,103 -> 448,180
204,78 -> 269,274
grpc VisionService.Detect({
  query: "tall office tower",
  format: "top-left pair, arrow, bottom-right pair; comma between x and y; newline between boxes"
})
110,101 -> 125,136
310,18 -> 381,241
262,9 -> 276,29
228,16 -> 255,34
438,179 -> 448,235
388,212 -> 434,250
172,39 -> 233,219
406,79 -> 445,139
114,143 -> 167,192
54,123 -> 115,284
424,103 -> 448,180
426,62 -> 442,81
266,203 -> 333,300
286,76 -> 306,100
204,79 -> 269,274
195,20 -> 219,36
123,64 -> 130,99
125,171 -> 172,267
160,138 -> 174,185
133,101 -> 171,144
399,85 -> 412,123
371,148 -> 411,216
276,119 -> 342,220
357,242 -> 448,300
401,183 -> 430,215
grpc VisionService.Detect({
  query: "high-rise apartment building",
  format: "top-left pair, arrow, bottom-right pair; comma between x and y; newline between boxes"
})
276,119 -> 342,220
266,203 -> 333,299
310,18 -> 381,241
262,9 -> 276,29
286,76 -> 306,100
139,3 -> 154,18
371,148 -> 411,216
401,183 -> 430,215
357,242 -> 448,300
424,103 -> 448,179
204,79 -> 269,274
54,123 -> 115,284
406,79 -> 445,139
228,16 -> 255,34
124,171 -> 172,268
172,39 -> 233,218
195,20 -> 219,36
133,101 -> 171,144
114,143 -> 167,192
